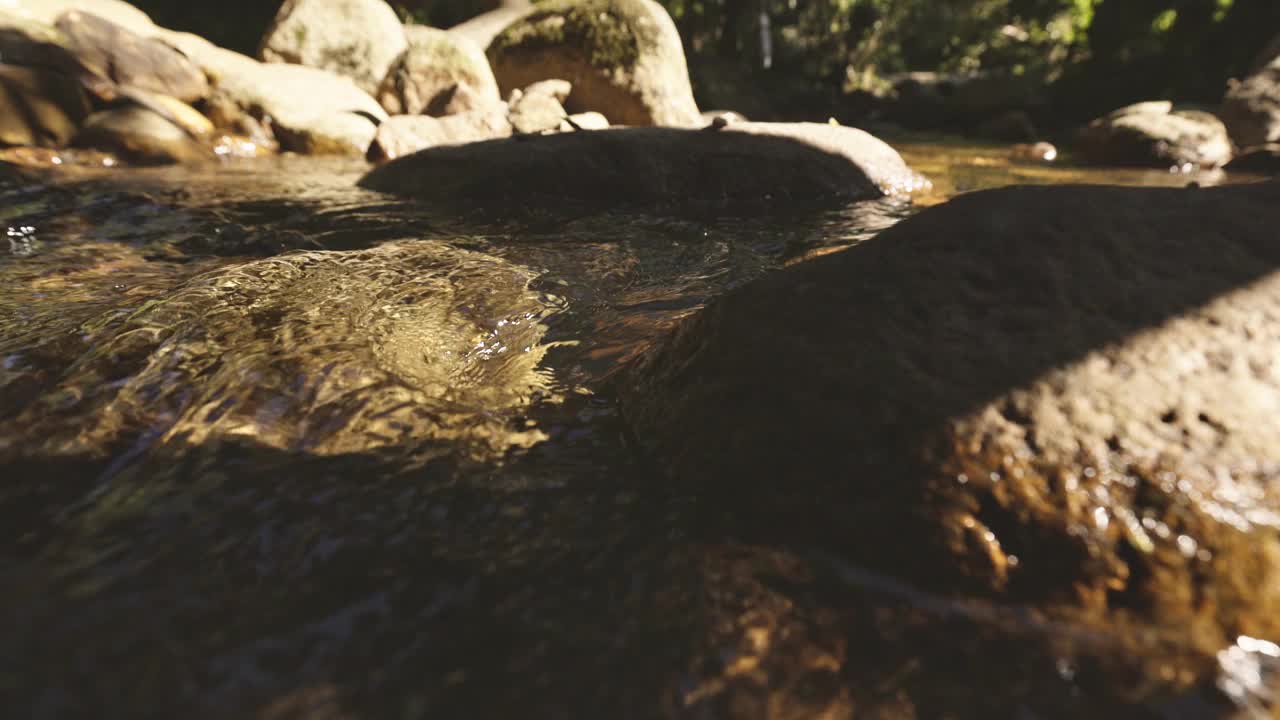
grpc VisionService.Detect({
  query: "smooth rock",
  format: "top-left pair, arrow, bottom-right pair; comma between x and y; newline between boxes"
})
487,0 -> 700,127
1077,101 -> 1233,169
0,63 -> 90,147
0,10 -> 81,75
2,0 -> 155,36
359,121 -> 926,213
520,78 -> 571,102
55,9 -> 208,102
508,87 -> 566,134
447,0 -> 530,49
1222,58 -> 1280,148
376,25 -> 500,117
73,104 -> 209,164
620,180 -> 1280,662
562,111 -> 608,130
156,30 -> 386,155
367,109 -> 512,161
258,0 -> 407,96
118,87 -> 213,138
1225,144 -> 1280,174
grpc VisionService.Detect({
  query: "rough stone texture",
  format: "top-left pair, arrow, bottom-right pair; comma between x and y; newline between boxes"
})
367,109 -> 512,161
376,25 -> 499,116
507,87 -> 566,134
487,0 -> 700,127
448,0 -> 530,49
620,180 -> 1280,664
73,104 -> 210,164
54,9 -> 208,102
520,77 -> 571,102
3,0 -> 155,35
1222,58 -> 1280,149
156,30 -> 386,155
258,0 -> 407,96
1226,143 -> 1280,174
1077,101 -> 1234,169
0,63 -> 90,147
359,121 -> 926,213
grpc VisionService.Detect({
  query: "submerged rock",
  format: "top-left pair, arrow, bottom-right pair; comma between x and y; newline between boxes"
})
0,63 -> 90,147
55,9 -> 208,102
376,25 -> 500,116
73,104 -> 210,164
621,180 -> 1280,666
1077,101 -> 1233,169
368,110 -> 512,162
486,0 -> 700,126
258,0 -> 408,96
358,121 -> 926,213
1222,56 -> 1280,149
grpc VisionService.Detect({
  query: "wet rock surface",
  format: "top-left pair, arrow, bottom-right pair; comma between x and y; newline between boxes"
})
621,181 -> 1280,672
376,25 -> 500,117
258,0 -> 408,96
1077,101 -> 1234,169
487,0 -> 701,127
359,121 -> 927,214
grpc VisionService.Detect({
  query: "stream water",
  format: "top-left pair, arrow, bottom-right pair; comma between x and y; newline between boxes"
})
0,143 -> 1269,718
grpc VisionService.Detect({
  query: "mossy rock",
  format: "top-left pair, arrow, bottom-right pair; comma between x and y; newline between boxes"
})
486,0 -> 699,126
377,25 -> 500,116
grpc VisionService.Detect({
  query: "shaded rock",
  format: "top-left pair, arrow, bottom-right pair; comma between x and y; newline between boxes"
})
54,10 -> 207,102
359,121 -> 926,213
487,0 -> 700,127
1225,144 -> 1280,174
885,71 -> 1048,130
0,63 -> 90,147
1009,141 -> 1058,163
73,105 -> 210,164
1222,58 -> 1280,149
258,0 -> 407,96
0,10 -> 82,76
975,109 -> 1037,142
448,0 -> 531,49
367,109 -> 512,161
620,180 -> 1280,664
1077,101 -> 1233,169
4,0 -> 155,36
376,25 -> 499,117
561,111 -> 608,130
156,30 -> 386,155
507,86 -> 566,134
435,81 -> 503,116
116,87 -> 214,138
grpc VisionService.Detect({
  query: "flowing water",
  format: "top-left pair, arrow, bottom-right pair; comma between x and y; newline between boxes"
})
0,144 -> 1268,718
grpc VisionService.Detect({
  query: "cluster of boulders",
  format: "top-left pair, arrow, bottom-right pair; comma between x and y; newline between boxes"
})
0,0 -> 712,167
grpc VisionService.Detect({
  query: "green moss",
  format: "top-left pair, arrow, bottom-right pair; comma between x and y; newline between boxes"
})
490,0 -> 663,72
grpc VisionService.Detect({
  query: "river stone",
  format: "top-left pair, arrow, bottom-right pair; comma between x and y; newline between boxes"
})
448,0 -> 531,49
156,30 -> 386,155
0,63 -> 90,147
1222,57 -> 1280,149
258,0 -> 407,96
620,180 -> 1280,660
368,110 -> 512,162
487,0 -> 700,127
1226,144 -> 1280,174
54,9 -> 208,102
73,105 -> 209,164
0,10 -> 83,75
359,121 -> 926,213
376,25 -> 500,116
1077,101 -> 1233,169
2,0 -> 154,35
116,86 -> 214,138
507,87 -> 566,134
562,111 -> 608,130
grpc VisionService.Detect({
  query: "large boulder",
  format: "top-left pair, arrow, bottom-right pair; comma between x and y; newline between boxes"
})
1077,101 -> 1233,169
375,25 -> 500,116
1222,57 -> 1280,149
55,9 -> 208,102
0,10 -> 82,75
0,63 -> 90,147
258,0 -> 408,96
486,0 -> 699,126
620,180 -> 1280,664
358,121 -> 926,213
73,104 -> 210,164
367,109 -> 512,161
2,0 -> 155,35
448,0 -> 531,49
156,30 -> 387,155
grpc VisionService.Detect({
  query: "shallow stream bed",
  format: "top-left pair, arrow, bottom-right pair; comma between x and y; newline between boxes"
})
0,144 -> 1270,718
